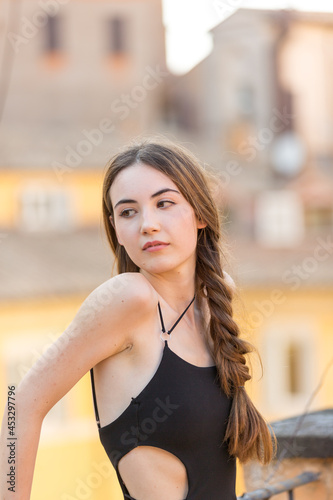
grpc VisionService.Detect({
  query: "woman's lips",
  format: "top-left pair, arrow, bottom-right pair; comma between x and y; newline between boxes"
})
143,243 -> 169,252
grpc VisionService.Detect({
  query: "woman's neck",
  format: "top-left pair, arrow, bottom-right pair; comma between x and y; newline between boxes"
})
139,268 -> 195,316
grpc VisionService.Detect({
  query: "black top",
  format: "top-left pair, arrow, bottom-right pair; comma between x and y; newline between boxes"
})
90,296 -> 236,500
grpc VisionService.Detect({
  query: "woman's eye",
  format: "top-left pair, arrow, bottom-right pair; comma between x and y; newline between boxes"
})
158,200 -> 175,208
119,208 -> 135,217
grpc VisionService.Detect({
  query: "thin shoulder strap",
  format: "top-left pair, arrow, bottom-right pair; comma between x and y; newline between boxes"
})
90,368 -> 101,429
157,295 -> 195,335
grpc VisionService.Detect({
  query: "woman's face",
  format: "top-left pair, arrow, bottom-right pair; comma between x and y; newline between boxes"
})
109,163 -> 206,277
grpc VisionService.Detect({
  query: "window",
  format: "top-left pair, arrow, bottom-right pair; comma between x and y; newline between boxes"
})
287,341 -> 303,394
263,320 -> 317,415
107,17 -> 127,55
236,85 -> 255,117
19,185 -> 72,232
44,15 -> 62,53
254,190 -> 305,247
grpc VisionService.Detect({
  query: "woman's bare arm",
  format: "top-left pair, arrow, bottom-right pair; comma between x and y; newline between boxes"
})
0,272 -> 154,500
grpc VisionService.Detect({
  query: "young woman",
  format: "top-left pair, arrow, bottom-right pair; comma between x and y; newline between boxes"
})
0,138 -> 275,500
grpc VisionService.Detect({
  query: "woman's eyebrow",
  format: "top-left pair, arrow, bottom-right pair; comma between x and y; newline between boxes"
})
113,188 -> 180,210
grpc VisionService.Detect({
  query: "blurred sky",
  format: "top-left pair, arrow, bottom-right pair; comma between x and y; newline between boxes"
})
162,0 -> 333,73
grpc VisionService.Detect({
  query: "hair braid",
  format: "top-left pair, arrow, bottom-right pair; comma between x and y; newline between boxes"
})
195,229 -> 275,463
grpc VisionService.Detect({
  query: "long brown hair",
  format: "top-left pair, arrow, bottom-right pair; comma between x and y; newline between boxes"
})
102,136 -> 276,464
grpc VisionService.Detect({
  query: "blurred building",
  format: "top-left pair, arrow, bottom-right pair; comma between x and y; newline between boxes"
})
1,4 -> 333,499
167,9 -> 333,235
0,0 -> 167,166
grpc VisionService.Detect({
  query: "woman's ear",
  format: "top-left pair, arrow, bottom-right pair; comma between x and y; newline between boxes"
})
196,218 -> 207,229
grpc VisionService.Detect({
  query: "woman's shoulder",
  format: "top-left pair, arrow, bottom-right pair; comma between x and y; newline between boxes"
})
88,272 -> 158,317
108,271 -> 157,299
68,273 -> 158,358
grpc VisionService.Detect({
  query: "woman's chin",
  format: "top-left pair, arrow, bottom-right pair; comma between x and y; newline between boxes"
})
140,260 -> 193,277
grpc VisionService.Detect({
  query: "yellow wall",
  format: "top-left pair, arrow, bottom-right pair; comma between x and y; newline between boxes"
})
34,437 -> 123,500
234,288 -> 333,420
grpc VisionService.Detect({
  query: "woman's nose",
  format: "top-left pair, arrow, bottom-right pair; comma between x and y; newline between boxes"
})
140,209 -> 160,234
